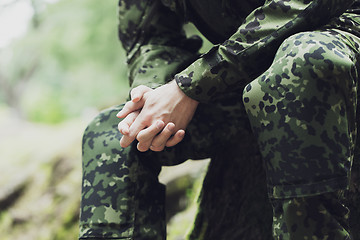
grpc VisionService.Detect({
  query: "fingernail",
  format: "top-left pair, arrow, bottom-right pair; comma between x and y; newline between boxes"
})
116,111 -> 122,118
132,96 -> 140,102
179,130 -> 185,137
167,123 -> 175,131
131,91 -> 139,102
156,120 -> 164,129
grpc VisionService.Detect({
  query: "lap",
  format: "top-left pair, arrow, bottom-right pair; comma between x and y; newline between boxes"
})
82,29 -> 360,200
82,96 -> 251,167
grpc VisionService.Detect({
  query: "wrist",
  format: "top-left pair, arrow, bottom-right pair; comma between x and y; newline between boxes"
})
170,80 -> 199,105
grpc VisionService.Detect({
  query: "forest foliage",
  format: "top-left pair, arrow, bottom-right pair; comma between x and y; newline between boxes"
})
0,0 -> 129,123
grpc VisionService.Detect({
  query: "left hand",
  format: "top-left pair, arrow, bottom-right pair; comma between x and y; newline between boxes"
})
117,80 -> 199,152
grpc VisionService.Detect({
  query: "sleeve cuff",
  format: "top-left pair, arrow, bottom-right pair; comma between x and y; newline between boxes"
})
175,46 -> 250,103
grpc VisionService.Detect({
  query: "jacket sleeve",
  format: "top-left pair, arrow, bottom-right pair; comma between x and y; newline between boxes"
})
174,0 -> 356,103
118,0 -> 202,90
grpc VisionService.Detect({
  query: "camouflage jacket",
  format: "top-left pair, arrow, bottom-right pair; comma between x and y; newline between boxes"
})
118,0 -> 360,103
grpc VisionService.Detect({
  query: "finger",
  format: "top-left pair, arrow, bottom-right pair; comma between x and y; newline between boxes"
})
149,122 -> 176,152
116,100 -> 143,119
120,134 -> 136,148
120,112 -> 151,149
118,111 -> 139,135
165,129 -> 185,147
120,118 -> 145,148
136,120 -> 165,152
130,85 -> 152,103
118,120 -> 130,135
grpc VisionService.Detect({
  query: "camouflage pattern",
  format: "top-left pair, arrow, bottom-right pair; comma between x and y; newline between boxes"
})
243,30 -> 360,199
175,0 -> 360,103
79,105 -> 166,239
79,0 -> 360,239
118,0 -> 203,91
272,191 -> 352,239
79,98 -> 252,239
243,29 -> 360,238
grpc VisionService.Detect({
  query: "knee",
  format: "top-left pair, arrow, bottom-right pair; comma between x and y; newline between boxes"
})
278,31 -> 356,81
82,105 -> 124,159
242,31 -> 357,110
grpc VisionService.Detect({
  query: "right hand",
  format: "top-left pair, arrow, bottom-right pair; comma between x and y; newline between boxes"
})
117,84 -> 188,152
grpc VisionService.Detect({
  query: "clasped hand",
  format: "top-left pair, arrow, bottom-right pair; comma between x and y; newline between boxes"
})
117,80 -> 199,152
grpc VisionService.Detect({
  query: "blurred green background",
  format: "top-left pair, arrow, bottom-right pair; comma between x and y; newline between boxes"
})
0,0 -> 129,239
0,1 -> 209,239
0,0 -> 129,123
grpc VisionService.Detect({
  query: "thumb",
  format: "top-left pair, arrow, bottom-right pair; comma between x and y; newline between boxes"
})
116,100 -> 143,118
131,85 -> 152,102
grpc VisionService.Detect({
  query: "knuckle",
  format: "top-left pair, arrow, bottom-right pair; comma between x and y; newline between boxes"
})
151,145 -> 164,152
124,100 -> 132,108
165,128 -> 174,135
165,142 -> 173,147
151,141 -> 163,148
128,129 -> 137,138
136,133 -> 146,142
137,143 -> 149,152
141,114 -> 152,124
120,138 -> 129,148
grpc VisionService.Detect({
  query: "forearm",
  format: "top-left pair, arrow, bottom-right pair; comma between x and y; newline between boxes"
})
175,0 -> 356,103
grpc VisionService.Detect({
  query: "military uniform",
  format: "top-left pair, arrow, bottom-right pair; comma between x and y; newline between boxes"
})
79,0 -> 360,239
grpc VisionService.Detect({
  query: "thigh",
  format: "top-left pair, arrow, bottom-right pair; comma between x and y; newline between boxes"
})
80,105 -> 167,239
82,96 -> 249,167
79,99 -> 249,238
243,30 -> 360,199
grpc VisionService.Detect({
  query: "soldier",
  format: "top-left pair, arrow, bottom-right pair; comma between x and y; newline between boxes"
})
79,0 -> 360,239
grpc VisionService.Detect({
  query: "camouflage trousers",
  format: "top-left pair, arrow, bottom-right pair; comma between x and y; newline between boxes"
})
79,30 -> 359,239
